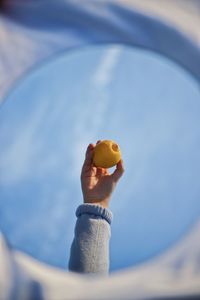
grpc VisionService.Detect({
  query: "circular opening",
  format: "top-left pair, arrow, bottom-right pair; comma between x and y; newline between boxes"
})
0,44 -> 200,272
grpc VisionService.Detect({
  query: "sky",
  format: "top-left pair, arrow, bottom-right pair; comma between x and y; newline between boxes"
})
0,44 -> 200,272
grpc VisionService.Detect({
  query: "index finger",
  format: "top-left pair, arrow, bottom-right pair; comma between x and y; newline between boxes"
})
82,143 -> 95,169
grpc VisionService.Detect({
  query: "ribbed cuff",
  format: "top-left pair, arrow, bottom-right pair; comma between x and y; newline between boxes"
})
76,203 -> 113,224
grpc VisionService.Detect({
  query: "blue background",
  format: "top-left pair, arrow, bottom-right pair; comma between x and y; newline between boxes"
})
0,45 -> 200,271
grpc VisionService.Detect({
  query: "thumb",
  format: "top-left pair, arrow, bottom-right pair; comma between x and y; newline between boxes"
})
111,159 -> 125,183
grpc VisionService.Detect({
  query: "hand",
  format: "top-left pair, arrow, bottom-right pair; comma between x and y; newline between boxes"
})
81,141 -> 125,208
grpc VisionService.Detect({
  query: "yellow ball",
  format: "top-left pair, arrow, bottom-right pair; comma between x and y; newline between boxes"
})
93,140 -> 121,168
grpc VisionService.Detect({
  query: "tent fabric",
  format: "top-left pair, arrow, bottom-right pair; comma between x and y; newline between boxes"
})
0,0 -> 200,103
1,222 -> 200,299
125,0 -> 200,46
0,0 -> 200,299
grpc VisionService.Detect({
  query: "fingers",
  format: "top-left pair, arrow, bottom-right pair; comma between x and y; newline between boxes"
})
96,167 -> 109,177
81,140 -> 100,171
82,143 -> 95,170
82,140 -> 104,174
111,159 -> 125,183
104,168 -> 109,175
96,167 -> 104,177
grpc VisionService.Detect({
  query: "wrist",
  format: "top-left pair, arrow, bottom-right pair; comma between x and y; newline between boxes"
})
89,202 -> 109,209
83,198 -> 109,209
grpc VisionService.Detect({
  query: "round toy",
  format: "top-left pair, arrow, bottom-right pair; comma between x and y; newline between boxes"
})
93,140 -> 121,168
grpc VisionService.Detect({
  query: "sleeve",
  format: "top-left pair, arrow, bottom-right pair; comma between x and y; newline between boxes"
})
68,203 -> 113,275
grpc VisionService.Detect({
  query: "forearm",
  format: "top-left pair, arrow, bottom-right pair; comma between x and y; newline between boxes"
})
68,204 -> 113,275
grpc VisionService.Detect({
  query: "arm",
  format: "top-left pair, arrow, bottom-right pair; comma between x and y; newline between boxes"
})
68,204 -> 112,274
68,141 -> 124,275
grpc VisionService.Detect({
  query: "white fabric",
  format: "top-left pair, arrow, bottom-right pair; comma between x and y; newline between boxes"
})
0,0 -> 200,102
0,1 -> 200,299
1,219 -> 200,299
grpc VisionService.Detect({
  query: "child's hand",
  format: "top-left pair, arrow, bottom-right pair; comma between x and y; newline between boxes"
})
81,141 -> 125,208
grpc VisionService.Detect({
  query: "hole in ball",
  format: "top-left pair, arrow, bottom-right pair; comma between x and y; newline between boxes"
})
112,143 -> 118,151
